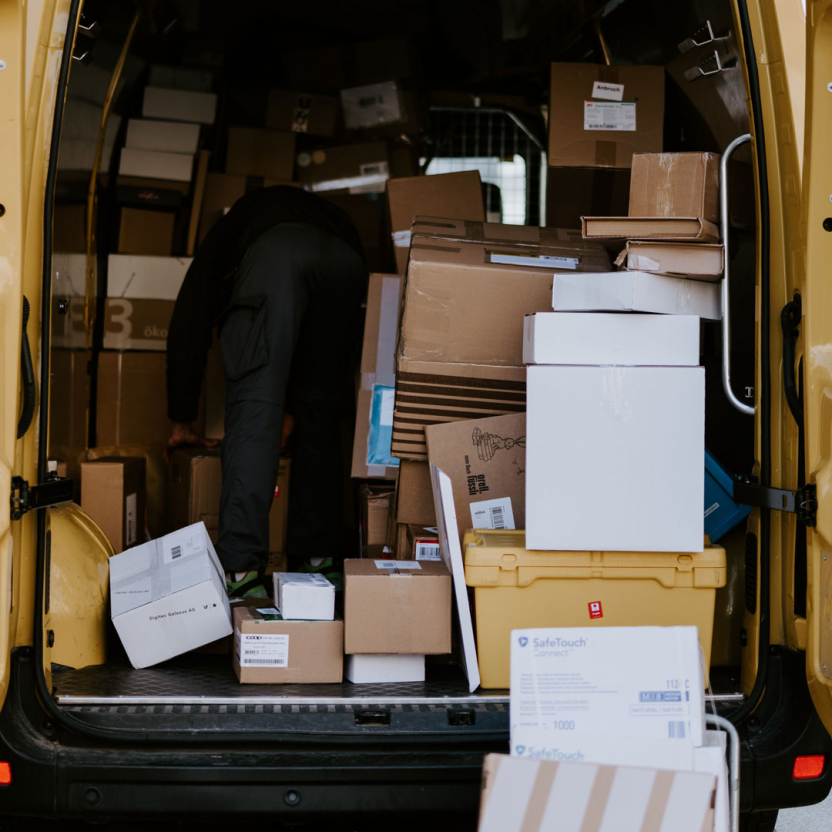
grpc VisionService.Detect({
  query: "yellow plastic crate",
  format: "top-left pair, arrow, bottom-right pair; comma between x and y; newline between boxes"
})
463,530 -> 727,689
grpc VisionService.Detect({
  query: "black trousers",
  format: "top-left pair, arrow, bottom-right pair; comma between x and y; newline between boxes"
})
217,223 -> 366,573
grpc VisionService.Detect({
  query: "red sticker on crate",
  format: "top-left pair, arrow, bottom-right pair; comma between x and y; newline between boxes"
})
588,601 -> 603,619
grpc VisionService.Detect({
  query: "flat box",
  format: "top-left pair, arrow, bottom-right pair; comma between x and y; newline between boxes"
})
125,119 -> 201,155
386,172 -> 485,274
118,148 -> 194,183
266,89 -> 338,136
274,573 -> 335,621
548,63 -> 665,168
344,558 -> 452,654
345,654 -> 425,683
110,522 -> 232,669
546,166 -> 630,229
352,274 -> 403,480
142,87 -> 217,124
396,460 -> 436,526
225,128 -> 296,181
341,81 -> 405,130
168,448 -> 222,531
49,349 -> 87,449
101,298 -> 175,351
359,484 -> 394,558
465,530 -> 725,689
117,208 -> 175,257
581,215 -> 720,243
705,450 -> 751,542
233,606 -> 344,684
80,457 -> 145,554
296,141 -> 389,194
526,365 -> 705,552
629,152 -> 720,223
107,254 -> 192,301
478,754 -> 716,832
522,312 -> 701,366
615,241 -> 724,282
551,271 -> 721,321
425,412 -> 526,546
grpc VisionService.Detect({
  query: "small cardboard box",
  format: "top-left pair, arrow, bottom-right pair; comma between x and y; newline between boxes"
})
359,483 -> 395,557
125,119 -> 201,155
117,208 -> 176,257
344,558 -> 452,654
168,447 -> 222,532
546,166 -> 631,229
109,522 -> 232,668
615,241 -> 724,282
80,457 -> 145,554
118,148 -> 195,183
233,606 -> 344,684
225,128 -> 296,181
345,654 -> 425,683
142,87 -> 217,124
107,254 -> 192,301
274,573 -> 335,621
266,89 -> 339,136
101,298 -> 175,351
296,141 -> 389,194
405,525 -> 440,562
629,152 -> 721,223
548,63 -> 665,168
581,215 -> 720,242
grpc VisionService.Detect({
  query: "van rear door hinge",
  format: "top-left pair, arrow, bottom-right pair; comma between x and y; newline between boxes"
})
10,476 -> 74,521
733,480 -> 817,527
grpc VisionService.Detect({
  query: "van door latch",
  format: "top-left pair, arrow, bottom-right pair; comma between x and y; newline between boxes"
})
10,476 -> 74,521
733,480 -> 817,527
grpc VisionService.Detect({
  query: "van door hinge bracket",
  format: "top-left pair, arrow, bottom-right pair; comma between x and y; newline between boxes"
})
10,476 -> 74,521
733,480 -> 817,527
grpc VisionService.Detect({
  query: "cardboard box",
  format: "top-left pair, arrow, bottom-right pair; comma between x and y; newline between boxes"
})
546,166 -> 631,229
265,552 -> 289,577
629,152 -> 720,223
352,274 -> 403,480
101,298 -> 175,351
168,447 -> 222,531
551,271 -> 721,320
344,558 -> 452,654
274,573 -> 335,620
80,457 -> 145,553
125,119 -> 201,155
117,208 -> 175,256
359,484 -> 394,557
269,459 -> 291,554
581,215 -> 720,242
615,241 -> 724,282
341,81 -> 405,130
225,128 -> 296,181
107,254 -> 192,301
526,366 -> 705,552
477,754 -> 716,832
523,312 -> 701,366
118,148 -> 195,183
345,653 -> 425,683
49,349 -> 88,450
405,524 -> 440,562
296,141 -> 389,194
387,172 -> 486,273
233,606 -> 344,684
396,459 -> 436,525
265,89 -> 338,136
548,64 -> 665,168
425,412 -> 526,545
142,87 -> 217,124
110,522 -> 232,668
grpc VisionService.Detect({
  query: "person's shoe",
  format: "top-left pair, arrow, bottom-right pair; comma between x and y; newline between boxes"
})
225,570 -> 269,598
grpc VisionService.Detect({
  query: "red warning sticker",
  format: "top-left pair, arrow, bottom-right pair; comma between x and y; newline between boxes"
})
588,601 -> 603,620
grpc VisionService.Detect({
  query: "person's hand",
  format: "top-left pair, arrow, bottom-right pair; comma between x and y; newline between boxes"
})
165,421 -> 218,463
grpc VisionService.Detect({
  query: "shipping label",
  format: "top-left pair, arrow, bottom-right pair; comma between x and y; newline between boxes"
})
470,497 -> 515,531
487,251 -> 579,270
237,632 -> 289,667
374,560 -> 422,570
414,541 -> 441,561
162,530 -> 203,564
584,101 -> 636,132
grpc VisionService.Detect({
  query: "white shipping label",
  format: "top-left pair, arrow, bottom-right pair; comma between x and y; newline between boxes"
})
470,497 -> 515,531
256,607 -> 280,616
125,492 -> 138,545
584,101 -> 636,132
591,80 -> 625,101
237,632 -> 289,667
392,230 -> 412,248
378,387 -> 394,427
488,251 -> 579,270
414,541 -> 441,561
374,560 -> 422,570
162,530 -> 202,564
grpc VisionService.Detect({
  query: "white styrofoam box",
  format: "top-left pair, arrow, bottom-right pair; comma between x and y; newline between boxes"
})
552,271 -> 721,321
274,573 -> 335,621
526,365 -> 704,552
523,313 -> 700,366
142,86 -> 217,124
118,148 -> 195,182
148,64 -> 213,92
345,654 -> 426,683
125,118 -> 201,155
109,522 -> 232,669
107,254 -> 192,300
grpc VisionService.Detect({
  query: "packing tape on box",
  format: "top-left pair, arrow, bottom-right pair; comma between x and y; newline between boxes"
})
391,230 -> 412,248
656,154 -> 678,215
389,574 -> 413,653
376,277 -> 400,386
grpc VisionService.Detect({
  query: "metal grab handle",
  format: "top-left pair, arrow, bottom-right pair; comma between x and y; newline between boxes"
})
721,133 -> 755,416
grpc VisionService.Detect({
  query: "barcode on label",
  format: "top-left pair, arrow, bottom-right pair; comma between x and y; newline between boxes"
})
244,658 -> 288,666
359,95 -> 382,107
415,542 -> 441,561
171,545 -> 182,559
489,505 -> 506,530
668,721 -> 687,739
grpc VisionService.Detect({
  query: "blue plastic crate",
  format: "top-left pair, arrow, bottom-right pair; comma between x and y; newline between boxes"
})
704,450 -> 751,542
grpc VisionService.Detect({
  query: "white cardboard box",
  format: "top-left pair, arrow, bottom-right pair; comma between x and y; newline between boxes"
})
551,270 -> 721,321
107,254 -> 192,300
523,313 -> 700,366
526,365 -> 705,552
345,653 -> 426,683
274,572 -> 335,621
142,86 -> 217,124
118,147 -> 195,182
109,522 -> 232,669
125,118 -> 201,155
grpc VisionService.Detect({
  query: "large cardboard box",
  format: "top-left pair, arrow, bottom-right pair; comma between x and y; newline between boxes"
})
615,240 -> 724,282
80,456 -> 146,553
117,208 -> 175,257
386,172 -> 486,273
101,299 -> 175,352
265,89 -> 339,136
425,412 -> 526,545
352,274 -> 403,480
225,128 -> 296,181
545,166 -> 631,229
118,148 -> 194,182
110,522 -> 232,668
548,64 -> 665,168
125,119 -> 201,155
344,558 -> 452,654
296,141 -> 389,194
107,254 -> 192,301
233,606 -> 344,684
142,87 -> 217,124
49,349 -> 88,450
526,366 -> 705,552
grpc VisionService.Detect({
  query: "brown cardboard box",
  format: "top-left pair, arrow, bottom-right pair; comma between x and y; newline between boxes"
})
266,89 -> 339,136
296,141 -> 389,194
548,64 -> 665,168
426,413 -> 526,546
359,483 -> 394,557
54,203 -> 87,252
396,460 -> 436,526
581,216 -> 720,242
615,241 -> 724,282
168,447 -> 222,532
546,167 -> 631,229
233,606 -> 344,683
343,558 -> 451,654
101,299 -> 175,351
265,551 -> 289,577
50,349 -> 88,450
268,459 -> 291,554
117,207 -> 175,256
404,524 -> 440,562
352,274 -> 403,480
225,128 -> 296,181
80,456 -> 146,553
628,152 -> 720,223
386,172 -> 486,274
